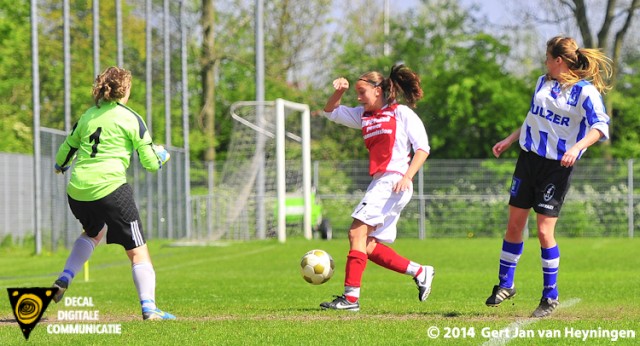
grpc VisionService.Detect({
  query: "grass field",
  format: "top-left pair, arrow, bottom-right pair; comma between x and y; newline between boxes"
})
0,237 -> 639,345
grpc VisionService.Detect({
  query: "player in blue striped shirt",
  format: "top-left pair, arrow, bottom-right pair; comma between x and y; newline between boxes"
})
485,36 -> 613,317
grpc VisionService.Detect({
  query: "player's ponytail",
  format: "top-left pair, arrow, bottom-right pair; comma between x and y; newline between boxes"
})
358,64 -> 424,108
92,66 -> 132,107
546,36 -> 612,94
387,64 -> 423,108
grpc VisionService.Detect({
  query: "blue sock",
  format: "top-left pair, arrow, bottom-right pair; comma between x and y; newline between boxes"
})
541,245 -> 560,299
498,240 -> 524,289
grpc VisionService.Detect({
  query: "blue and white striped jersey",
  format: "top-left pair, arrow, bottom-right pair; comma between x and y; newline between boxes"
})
519,75 -> 609,161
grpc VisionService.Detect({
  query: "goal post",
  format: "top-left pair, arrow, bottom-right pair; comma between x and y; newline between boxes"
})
226,98 -> 312,242
275,99 -> 312,242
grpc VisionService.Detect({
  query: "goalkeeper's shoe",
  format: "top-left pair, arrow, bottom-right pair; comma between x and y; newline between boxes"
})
142,307 -> 176,320
414,265 -> 435,302
52,278 -> 69,303
531,297 -> 559,318
320,295 -> 360,312
485,285 -> 517,307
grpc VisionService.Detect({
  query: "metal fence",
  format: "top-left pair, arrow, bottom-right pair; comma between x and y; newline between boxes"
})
0,153 -> 35,246
2,153 -> 638,250
188,158 -> 639,240
0,129 -> 189,252
309,159 -> 639,239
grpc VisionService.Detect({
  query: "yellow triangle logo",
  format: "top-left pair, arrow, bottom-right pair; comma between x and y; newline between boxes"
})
6,287 -> 58,340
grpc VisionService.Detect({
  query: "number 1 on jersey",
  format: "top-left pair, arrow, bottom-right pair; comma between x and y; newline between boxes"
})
89,127 -> 102,157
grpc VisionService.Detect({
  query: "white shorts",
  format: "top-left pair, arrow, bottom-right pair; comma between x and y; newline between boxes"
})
351,172 -> 412,243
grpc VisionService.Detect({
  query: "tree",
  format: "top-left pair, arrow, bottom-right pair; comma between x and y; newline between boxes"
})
522,0 -> 640,158
263,0 -> 332,88
532,0 -> 639,89
607,50 -> 640,157
323,0 -> 532,159
0,1 -> 32,152
206,0 -> 332,160
3,1 -> 209,157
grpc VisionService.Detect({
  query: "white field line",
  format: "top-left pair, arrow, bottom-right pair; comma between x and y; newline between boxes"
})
482,298 -> 581,346
156,245 -> 278,272
0,245 -> 277,287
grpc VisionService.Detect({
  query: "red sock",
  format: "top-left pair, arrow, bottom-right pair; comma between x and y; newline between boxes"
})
344,250 -> 367,290
368,243 -> 410,274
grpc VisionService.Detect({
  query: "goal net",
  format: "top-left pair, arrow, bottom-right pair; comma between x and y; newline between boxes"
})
208,99 -> 311,242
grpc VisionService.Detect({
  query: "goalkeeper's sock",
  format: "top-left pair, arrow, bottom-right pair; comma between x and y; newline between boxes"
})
541,245 -> 560,299
132,262 -> 157,309
343,250 -> 367,302
59,233 -> 96,284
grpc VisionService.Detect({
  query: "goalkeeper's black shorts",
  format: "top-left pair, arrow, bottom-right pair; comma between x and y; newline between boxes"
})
68,183 -> 146,250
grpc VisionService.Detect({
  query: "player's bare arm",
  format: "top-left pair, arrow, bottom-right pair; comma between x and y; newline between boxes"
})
561,128 -> 604,167
323,77 -> 349,112
492,128 -> 521,158
393,150 -> 429,193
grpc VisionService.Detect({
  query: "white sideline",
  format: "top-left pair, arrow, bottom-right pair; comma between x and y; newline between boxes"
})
482,298 -> 581,346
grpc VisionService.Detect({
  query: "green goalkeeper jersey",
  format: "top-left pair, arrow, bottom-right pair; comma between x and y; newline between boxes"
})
55,101 -> 162,201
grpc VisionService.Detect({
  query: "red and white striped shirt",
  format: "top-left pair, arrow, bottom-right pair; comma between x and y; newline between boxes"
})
325,103 -> 430,176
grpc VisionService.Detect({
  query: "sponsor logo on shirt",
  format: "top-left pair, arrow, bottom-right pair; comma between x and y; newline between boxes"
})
567,84 -> 583,107
550,81 -> 561,99
530,103 -> 570,127
362,115 -> 391,127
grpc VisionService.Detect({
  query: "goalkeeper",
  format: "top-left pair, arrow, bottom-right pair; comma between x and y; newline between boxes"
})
52,66 -> 175,320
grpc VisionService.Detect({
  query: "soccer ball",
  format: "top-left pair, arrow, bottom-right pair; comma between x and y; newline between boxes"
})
300,249 -> 335,285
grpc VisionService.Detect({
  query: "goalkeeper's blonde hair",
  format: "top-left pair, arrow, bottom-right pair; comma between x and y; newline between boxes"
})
545,36 -> 612,94
92,66 -> 132,107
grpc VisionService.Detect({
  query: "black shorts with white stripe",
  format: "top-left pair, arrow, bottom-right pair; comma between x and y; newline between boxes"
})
68,183 -> 146,250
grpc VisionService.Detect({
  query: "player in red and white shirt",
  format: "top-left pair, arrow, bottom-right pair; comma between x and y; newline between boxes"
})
319,64 -> 434,311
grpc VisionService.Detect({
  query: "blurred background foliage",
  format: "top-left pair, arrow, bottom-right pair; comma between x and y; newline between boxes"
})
1,0 -> 638,160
